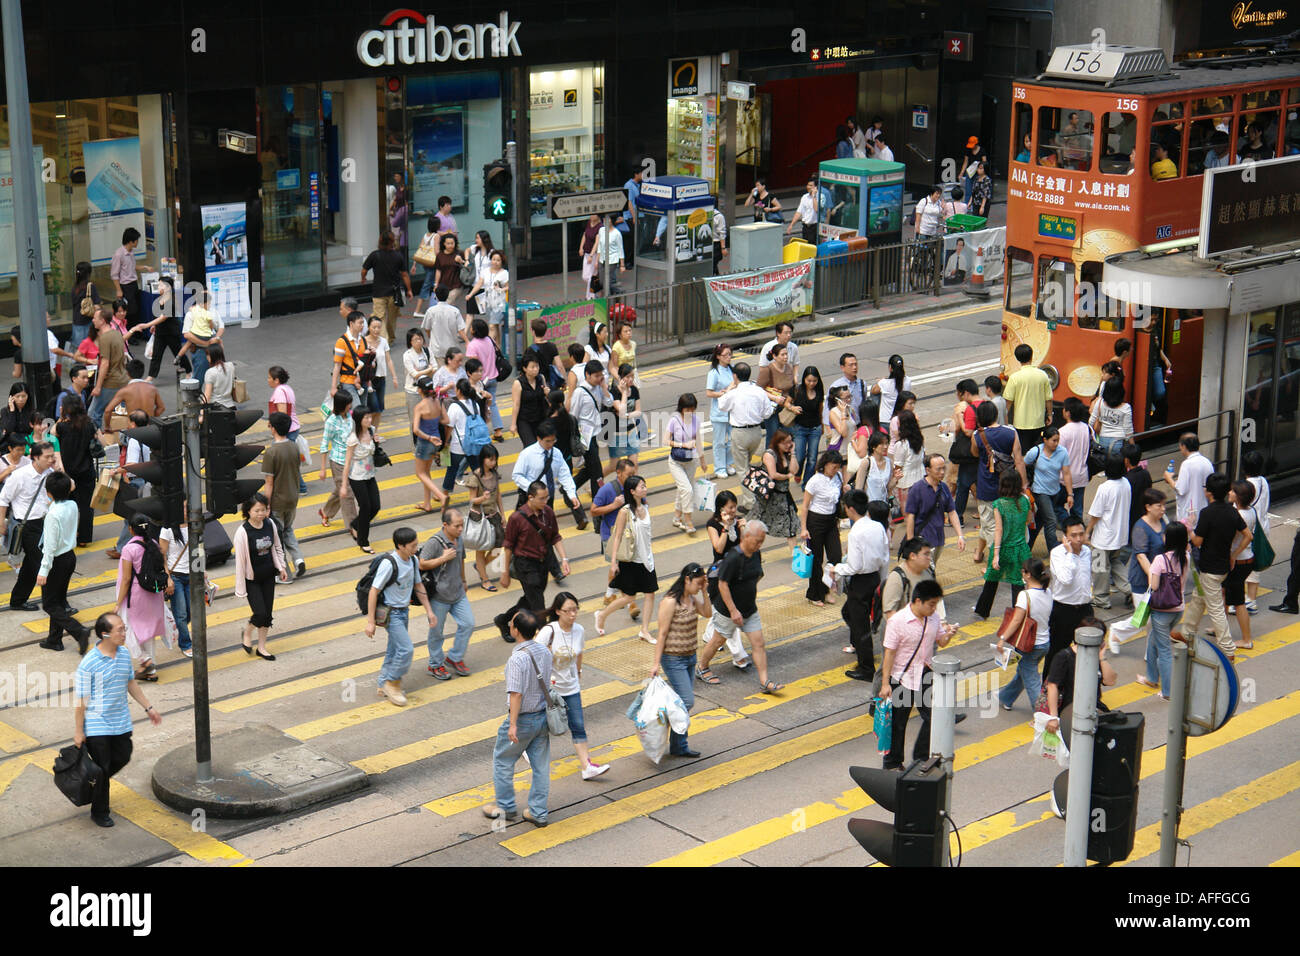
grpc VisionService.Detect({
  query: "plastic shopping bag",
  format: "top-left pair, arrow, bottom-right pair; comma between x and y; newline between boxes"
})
1128,595 -> 1151,629
694,477 -> 716,512
633,676 -> 689,764
1029,712 -> 1070,766
872,695 -> 893,755
791,545 -> 813,579
296,434 -> 311,465
161,605 -> 178,651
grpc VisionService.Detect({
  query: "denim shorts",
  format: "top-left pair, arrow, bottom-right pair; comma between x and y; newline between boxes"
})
414,437 -> 438,460
487,309 -> 505,326
608,441 -> 638,458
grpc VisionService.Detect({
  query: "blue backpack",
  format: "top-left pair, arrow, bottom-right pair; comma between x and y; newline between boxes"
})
457,400 -> 490,457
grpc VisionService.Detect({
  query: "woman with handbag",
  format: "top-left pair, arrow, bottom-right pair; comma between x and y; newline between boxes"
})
410,216 -> 441,316
1142,522 -> 1189,699
54,396 -> 99,547
510,353 -> 550,448
666,393 -> 701,535
115,514 -> 170,682
788,367 -> 825,486
596,475 -> 658,643
995,558 -> 1053,711
340,407 -> 381,554
70,260 -> 98,351
757,342 -> 797,444
466,249 -> 509,345
799,449 -> 845,607
973,470 -> 1032,619
410,377 -> 449,514
461,229 -> 494,322
705,344 -> 737,478
464,444 -> 504,591
465,318 -> 505,440
232,492 -> 289,661
364,316 -> 398,429
651,563 -> 713,758
537,591 -> 611,779
747,429 -> 801,549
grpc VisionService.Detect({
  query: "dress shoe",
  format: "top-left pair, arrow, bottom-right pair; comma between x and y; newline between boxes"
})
378,680 -> 407,706
38,638 -> 64,651
671,747 -> 702,758
91,814 -> 115,828
9,601 -> 39,612
844,668 -> 872,681
106,549 -> 122,560
76,631 -> 89,655
1270,603 -> 1299,614
954,712 -> 968,724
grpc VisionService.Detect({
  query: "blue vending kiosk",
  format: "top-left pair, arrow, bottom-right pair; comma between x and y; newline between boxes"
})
818,158 -> 906,245
633,175 -> 717,288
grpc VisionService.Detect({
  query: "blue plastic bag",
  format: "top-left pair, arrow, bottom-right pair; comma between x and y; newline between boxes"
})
791,545 -> 813,579
872,697 -> 892,754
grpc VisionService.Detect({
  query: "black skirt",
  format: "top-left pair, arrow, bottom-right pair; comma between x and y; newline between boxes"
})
611,560 -> 659,596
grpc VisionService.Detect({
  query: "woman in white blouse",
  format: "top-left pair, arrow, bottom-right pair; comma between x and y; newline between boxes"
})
597,475 -> 658,644
365,316 -> 398,429
467,248 -> 509,344
799,449 -> 845,607
402,328 -> 433,424
202,343 -> 236,408
889,410 -> 926,499
871,354 -> 912,423
537,591 -> 610,780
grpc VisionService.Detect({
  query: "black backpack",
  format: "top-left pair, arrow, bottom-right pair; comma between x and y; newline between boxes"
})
356,553 -> 420,614
130,537 -> 169,597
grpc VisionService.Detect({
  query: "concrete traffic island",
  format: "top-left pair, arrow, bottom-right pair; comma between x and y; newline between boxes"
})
151,724 -> 368,819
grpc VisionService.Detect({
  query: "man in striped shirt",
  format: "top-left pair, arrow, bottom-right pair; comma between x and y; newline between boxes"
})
74,613 -> 162,827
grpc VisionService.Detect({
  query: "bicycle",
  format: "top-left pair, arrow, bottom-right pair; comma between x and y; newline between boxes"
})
907,234 -> 942,292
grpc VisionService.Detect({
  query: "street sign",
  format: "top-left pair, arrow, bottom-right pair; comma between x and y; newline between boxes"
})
943,31 -> 972,61
547,188 -> 629,220
1185,636 -> 1239,736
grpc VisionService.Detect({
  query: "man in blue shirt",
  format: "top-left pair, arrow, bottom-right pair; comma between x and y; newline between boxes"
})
74,612 -> 162,826
510,421 -> 587,529
617,165 -> 644,268
366,526 -> 437,707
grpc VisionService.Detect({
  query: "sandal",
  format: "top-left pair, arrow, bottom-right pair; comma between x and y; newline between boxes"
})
480,582 -> 498,592
696,666 -> 721,685
759,679 -> 785,695
809,599 -> 826,608
415,502 -> 434,513
360,545 -> 375,554
135,670 -> 159,682
638,631 -> 656,645
318,508 -> 330,528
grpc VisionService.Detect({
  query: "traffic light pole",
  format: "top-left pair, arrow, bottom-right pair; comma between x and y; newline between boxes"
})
1159,638 -> 1191,866
181,378 -> 213,781
1063,626 -> 1103,867
930,653 -> 960,864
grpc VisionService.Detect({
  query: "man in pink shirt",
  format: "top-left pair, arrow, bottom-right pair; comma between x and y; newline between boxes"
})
110,227 -> 149,339
880,578 -> 956,769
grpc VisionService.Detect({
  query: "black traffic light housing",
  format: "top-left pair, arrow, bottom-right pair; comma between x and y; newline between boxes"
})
1049,711 -> 1144,864
204,407 -> 264,517
119,417 -> 186,527
483,158 -> 512,221
847,757 -> 949,866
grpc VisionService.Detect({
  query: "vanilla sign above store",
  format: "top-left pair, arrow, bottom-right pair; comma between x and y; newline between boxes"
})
357,10 -> 523,67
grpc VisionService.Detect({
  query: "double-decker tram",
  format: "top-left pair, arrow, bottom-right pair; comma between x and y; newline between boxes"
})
1000,43 -> 1300,430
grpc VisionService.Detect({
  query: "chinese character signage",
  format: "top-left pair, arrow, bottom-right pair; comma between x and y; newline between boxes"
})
1038,213 -> 1077,240
1198,155 -> 1300,258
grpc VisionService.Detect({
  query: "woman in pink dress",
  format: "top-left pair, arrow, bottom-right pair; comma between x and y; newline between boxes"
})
115,514 -> 172,681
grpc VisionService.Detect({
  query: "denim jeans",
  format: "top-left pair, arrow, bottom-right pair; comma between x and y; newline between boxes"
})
954,461 -> 978,521
170,572 -> 192,651
998,644 -> 1047,709
288,429 -> 308,494
483,378 -> 504,430
492,709 -> 550,819
89,385 -> 121,429
274,507 -> 304,569
1147,609 -> 1181,695
792,424 -> 823,485
561,692 -> 588,743
1099,436 -> 1125,457
378,607 -> 414,687
190,347 -> 209,388
442,450 -> 477,491
710,418 -> 731,474
427,594 -> 474,666
659,652 -> 696,754
70,322 -> 90,351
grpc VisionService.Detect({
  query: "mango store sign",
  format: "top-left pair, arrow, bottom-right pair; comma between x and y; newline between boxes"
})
357,10 -> 522,67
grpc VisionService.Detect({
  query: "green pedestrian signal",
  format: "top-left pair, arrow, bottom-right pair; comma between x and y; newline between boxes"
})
489,195 -> 510,220
483,158 -> 512,220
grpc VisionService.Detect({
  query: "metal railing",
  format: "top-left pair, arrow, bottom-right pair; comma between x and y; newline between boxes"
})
1133,409 -> 1239,482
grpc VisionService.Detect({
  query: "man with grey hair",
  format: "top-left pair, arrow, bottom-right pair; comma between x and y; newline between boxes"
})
697,520 -> 784,695
420,508 -> 474,680
339,296 -> 358,321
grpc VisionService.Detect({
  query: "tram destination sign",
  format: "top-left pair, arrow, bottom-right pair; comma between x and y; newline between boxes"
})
1198,155 -> 1300,258
547,189 -> 629,220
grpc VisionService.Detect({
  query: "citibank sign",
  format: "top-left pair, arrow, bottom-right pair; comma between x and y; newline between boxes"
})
356,10 -> 522,67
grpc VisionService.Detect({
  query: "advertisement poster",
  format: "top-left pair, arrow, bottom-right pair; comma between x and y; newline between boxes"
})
942,226 -> 1005,285
0,147 -> 51,280
411,109 -> 466,213
705,261 -> 814,333
84,137 -> 146,265
525,298 -> 607,356
201,202 -> 252,323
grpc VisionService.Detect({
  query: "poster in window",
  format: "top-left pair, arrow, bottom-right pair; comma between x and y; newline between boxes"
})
411,109 -> 466,214
200,202 -> 252,323
84,137 -> 146,265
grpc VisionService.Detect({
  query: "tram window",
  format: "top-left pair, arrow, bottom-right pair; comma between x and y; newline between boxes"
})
1288,89 -> 1300,156
1149,123 -> 1183,180
1153,100 -> 1184,121
1193,95 -> 1235,116
1005,247 -> 1033,318
1013,103 -> 1032,163
1077,260 -> 1124,332
1044,107 -> 1093,171
1189,119 -> 1235,174
1036,256 -> 1073,323
1237,111 -> 1281,161
1100,112 -> 1137,174
1241,90 -> 1281,110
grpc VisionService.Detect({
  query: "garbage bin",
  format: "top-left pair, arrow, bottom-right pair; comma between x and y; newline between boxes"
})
783,239 -> 817,264
815,239 -> 849,311
945,214 -> 988,234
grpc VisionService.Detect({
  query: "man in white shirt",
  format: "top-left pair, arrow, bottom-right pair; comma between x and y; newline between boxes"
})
0,441 -> 57,611
569,360 -> 614,496
839,491 -> 890,681
1046,516 -> 1093,673
1169,433 -> 1213,524
595,221 -> 628,296
717,362 -> 775,471
757,322 -> 799,377
510,421 -> 586,530
1086,455 -> 1132,609
871,134 -> 894,163
421,286 -> 467,358
827,352 -> 867,427
786,178 -> 820,244
711,208 -> 728,275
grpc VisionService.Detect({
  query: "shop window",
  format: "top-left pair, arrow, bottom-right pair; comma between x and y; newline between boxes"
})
1004,247 -> 1033,318
1036,255 -> 1073,323
1037,106 -> 1093,170
527,63 -> 605,227
1100,112 -> 1136,174
1013,103 -> 1032,163
258,85 -> 324,296
1237,110 -> 1281,161
1149,122 -> 1183,180
1077,260 -> 1124,331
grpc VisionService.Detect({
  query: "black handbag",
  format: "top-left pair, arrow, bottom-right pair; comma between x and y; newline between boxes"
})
53,743 -> 103,807
370,427 -> 392,468
494,342 -> 512,380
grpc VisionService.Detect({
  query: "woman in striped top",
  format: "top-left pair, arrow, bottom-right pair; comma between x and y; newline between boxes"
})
318,392 -> 358,535
651,563 -> 712,758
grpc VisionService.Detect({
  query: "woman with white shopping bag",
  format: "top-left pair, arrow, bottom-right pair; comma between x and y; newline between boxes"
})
114,514 -> 172,682
1104,488 -> 1168,654
650,563 -> 712,758
665,393 -> 702,535
536,592 -> 610,779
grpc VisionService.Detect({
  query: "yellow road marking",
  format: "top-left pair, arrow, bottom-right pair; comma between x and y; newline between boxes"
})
502,715 -> 870,857
1270,849 -> 1300,867
0,720 -> 40,753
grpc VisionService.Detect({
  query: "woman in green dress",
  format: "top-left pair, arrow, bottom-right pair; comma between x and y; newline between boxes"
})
973,469 -> 1032,619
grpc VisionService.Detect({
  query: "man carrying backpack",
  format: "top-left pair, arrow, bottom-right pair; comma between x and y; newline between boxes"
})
970,400 -> 1027,566
362,526 -> 437,707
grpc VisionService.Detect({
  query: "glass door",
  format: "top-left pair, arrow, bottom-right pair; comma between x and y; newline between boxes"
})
1272,303 -> 1300,474
1243,309 -> 1277,467
259,84 -> 323,295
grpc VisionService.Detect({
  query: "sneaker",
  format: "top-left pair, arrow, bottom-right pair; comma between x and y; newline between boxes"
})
379,680 -> 408,706
581,762 -> 610,780
296,561 -> 307,579
733,658 -> 752,670
428,664 -> 452,681
447,659 -> 470,677
1246,601 -> 1259,615
1108,635 -> 1121,655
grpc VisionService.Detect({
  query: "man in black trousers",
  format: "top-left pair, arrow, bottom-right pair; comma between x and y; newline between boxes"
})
1269,530 -> 1300,614
0,441 -> 57,611
841,492 -> 890,681
494,481 -> 571,641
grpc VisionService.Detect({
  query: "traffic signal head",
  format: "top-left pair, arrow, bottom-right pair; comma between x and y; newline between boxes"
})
204,407 -> 265,517
120,417 -> 186,527
847,758 -> 949,867
484,158 -> 512,221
